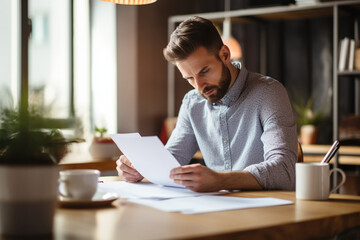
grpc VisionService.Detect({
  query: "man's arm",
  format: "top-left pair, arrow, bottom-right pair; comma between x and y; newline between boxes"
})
170,164 -> 262,192
165,91 -> 200,165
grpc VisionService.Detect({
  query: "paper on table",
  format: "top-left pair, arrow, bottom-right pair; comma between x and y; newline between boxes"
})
110,133 -> 182,187
98,181 -> 222,199
129,196 -> 294,214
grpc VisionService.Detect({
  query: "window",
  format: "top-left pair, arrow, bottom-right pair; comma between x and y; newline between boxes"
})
0,0 -> 117,152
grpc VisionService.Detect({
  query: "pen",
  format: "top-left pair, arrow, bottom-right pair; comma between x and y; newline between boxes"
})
321,140 -> 340,164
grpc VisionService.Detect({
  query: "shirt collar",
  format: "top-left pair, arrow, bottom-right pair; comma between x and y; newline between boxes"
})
212,61 -> 248,107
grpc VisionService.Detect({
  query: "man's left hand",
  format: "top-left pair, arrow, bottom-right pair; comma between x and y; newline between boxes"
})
169,164 -> 223,192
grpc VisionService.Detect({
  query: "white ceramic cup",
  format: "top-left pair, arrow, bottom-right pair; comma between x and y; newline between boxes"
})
296,163 -> 346,200
59,169 -> 100,200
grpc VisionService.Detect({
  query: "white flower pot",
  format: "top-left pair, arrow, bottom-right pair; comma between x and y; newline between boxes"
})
89,142 -> 121,160
0,165 -> 59,237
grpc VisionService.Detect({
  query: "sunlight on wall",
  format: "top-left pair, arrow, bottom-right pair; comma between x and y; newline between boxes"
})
90,0 -> 117,135
74,0 -> 91,141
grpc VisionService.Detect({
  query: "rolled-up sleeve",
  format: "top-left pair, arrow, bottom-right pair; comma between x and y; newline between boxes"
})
244,80 -> 298,190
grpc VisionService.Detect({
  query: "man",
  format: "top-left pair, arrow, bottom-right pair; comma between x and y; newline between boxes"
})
116,16 -> 298,192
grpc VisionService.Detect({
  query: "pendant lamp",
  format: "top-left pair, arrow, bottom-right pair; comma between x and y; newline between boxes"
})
221,0 -> 242,60
102,0 -> 157,5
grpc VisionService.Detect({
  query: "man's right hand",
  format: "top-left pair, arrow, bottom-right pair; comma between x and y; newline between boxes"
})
116,155 -> 143,182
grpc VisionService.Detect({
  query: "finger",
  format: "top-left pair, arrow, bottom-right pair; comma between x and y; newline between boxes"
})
173,179 -> 199,189
122,172 -> 143,182
119,155 -> 135,168
171,164 -> 203,177
117,155 -> 144,182
116,159 -> 121,167
171,172 -> 198,181
119,162 -> 140,176
118,155 -> 138,174
117,165 -> 143,182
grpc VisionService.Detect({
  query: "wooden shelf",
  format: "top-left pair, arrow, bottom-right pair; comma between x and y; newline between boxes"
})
303,144 -> 360,165
338,70 -> 360,76
170,0 -> 360,24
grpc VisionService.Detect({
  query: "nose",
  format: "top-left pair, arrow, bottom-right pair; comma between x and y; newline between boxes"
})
193,76 -> 206,92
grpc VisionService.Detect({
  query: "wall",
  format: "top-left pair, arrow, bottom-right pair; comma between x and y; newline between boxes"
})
116,0 -> 222,136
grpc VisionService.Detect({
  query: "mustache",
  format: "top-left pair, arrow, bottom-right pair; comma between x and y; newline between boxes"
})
201,86 -> 216,95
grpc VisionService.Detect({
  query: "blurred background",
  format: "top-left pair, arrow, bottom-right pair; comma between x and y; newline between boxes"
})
0,0 -> 358,148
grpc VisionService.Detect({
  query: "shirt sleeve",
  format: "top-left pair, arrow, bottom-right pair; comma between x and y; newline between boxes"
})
165,92 -> 199,166
244,80 -> 298,190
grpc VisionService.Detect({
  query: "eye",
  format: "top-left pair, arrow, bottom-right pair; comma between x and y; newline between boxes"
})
199,68 -> 209,75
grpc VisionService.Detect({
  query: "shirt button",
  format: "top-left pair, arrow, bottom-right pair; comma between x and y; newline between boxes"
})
223,139 -> 227,143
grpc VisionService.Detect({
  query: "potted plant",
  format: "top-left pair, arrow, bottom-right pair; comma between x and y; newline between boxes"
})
89,126 -> 120,160
292,96 -> 325,145
0,107 -> 69,237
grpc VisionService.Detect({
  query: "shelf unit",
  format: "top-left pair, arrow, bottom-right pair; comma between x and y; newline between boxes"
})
167,1 -> 360,179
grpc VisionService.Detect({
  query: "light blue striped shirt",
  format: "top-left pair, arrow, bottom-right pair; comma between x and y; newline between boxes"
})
165,63 -> 298,190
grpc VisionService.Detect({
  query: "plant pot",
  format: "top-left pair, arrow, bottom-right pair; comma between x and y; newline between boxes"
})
89,142 -> 121,160
0,165 -> 59,237
300,125 -> 318,145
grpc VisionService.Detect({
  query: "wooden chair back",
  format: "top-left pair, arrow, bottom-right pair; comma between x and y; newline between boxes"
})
298,141 -> 304,163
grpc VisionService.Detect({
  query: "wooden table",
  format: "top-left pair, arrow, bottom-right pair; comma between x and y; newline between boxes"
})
54,187 -> 360,240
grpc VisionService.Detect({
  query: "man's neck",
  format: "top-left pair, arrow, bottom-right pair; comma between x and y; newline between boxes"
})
227,63 -> 240,90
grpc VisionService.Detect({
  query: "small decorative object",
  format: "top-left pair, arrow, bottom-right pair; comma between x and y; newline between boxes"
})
292,96 -> 325,145
339,115 -> 360,145
0,107 -> 70,237
355,48 -> 360,70
89,126 -> 120,160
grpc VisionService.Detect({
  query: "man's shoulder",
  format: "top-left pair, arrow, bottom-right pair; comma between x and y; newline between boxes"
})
249,72 -> 279,85
248,72 -> 285,92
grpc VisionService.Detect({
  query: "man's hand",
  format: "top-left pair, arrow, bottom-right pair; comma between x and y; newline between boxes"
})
169,164 -> 223,192
116,155 -> 143,182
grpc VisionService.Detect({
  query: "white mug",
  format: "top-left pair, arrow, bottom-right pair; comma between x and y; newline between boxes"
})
59,169 -> 100,200
296,163 -> 346,200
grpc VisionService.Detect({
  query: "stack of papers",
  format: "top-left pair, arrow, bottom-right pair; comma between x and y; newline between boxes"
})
98,181 -> 293,214
130,195 -> 293,214
107,133 -> 293,214
98,181 -> 218,199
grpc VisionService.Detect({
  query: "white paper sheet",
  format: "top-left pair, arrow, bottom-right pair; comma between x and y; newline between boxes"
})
110,133 -> 182,187
98,181 -> 222,199
129,196 -> 294,214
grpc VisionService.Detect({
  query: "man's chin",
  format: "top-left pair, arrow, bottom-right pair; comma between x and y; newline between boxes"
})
201,94 -> 219,103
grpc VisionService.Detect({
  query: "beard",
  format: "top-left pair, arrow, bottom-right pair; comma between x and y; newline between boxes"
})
200,62 -> 232,103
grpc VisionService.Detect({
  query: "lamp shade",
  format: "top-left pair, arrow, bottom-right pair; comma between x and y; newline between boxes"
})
102,0 -> 157,5
221,17 -> 242,60
222,36 -> 242,60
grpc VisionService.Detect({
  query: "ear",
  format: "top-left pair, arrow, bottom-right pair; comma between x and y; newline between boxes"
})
219,45 -> 231,64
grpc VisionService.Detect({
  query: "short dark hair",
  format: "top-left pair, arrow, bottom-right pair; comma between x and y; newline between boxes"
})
163,16 -> 223,63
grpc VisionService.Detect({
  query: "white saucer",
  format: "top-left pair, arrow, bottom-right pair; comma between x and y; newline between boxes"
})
58,192 -> 118,208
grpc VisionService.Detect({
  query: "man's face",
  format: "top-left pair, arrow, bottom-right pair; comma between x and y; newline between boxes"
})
176,46 -> 231,103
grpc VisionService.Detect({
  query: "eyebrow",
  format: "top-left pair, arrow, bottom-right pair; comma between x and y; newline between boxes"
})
183,66 -> 209,80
